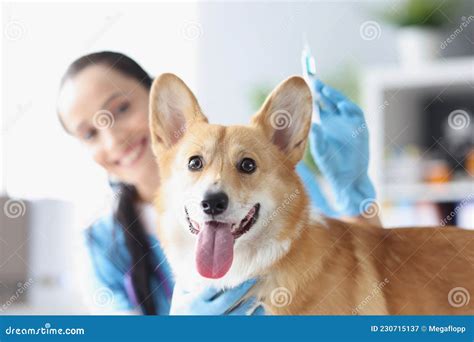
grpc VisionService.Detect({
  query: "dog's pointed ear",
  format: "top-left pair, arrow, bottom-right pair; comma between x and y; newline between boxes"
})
251,76 -> 312,165
149,73 -> 208,155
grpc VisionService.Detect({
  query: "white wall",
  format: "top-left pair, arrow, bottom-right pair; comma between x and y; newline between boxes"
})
2,2 -> 199,210
194,1 -> 399,125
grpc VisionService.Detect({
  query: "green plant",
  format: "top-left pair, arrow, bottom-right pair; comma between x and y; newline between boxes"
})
249,84 -> 273,112
382,0 -> 459,28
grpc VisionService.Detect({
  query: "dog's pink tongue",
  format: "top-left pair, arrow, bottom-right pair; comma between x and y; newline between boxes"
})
196,222 -> 234,279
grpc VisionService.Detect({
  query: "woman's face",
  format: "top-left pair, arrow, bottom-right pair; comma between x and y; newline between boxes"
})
58,64 -> 156,186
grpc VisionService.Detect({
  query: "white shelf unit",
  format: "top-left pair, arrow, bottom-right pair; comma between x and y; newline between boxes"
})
384,180 -> 473,203
361,57 -> 474,204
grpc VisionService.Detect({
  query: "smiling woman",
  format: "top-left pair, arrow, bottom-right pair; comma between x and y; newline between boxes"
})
57,55 -> 157,199
57,52 -> 163,315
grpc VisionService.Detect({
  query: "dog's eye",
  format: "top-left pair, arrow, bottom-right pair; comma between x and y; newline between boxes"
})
188,156 -> 203,171
238,158 -> 257,174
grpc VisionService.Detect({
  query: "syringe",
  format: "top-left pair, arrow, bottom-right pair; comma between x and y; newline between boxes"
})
301,34 -> 321,123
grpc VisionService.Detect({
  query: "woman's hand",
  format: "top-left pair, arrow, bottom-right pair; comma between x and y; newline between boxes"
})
169,279 -> 264,315
308,80 -> 379,224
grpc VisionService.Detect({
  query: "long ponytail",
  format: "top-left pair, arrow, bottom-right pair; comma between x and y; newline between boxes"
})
114,183 -> 156,315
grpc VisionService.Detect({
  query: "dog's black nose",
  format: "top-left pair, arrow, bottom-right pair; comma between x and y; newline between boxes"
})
201,191 -> 229,216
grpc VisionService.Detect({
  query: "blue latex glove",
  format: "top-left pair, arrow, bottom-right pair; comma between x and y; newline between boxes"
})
169,279 -> 265,315
308,79 -> 376,217
296,162 -> 338,217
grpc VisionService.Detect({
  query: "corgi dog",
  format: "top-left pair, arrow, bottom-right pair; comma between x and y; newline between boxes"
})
149,73 -> 473,315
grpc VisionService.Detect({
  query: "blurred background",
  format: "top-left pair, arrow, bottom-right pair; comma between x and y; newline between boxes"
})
1,0 -> 473,314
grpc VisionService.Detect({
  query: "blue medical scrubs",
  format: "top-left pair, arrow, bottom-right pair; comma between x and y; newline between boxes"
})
86,213 -> 174,314
85,161 -> 329,314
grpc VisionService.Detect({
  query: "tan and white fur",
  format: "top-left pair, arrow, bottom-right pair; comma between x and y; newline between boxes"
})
149,73 -> 474,315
